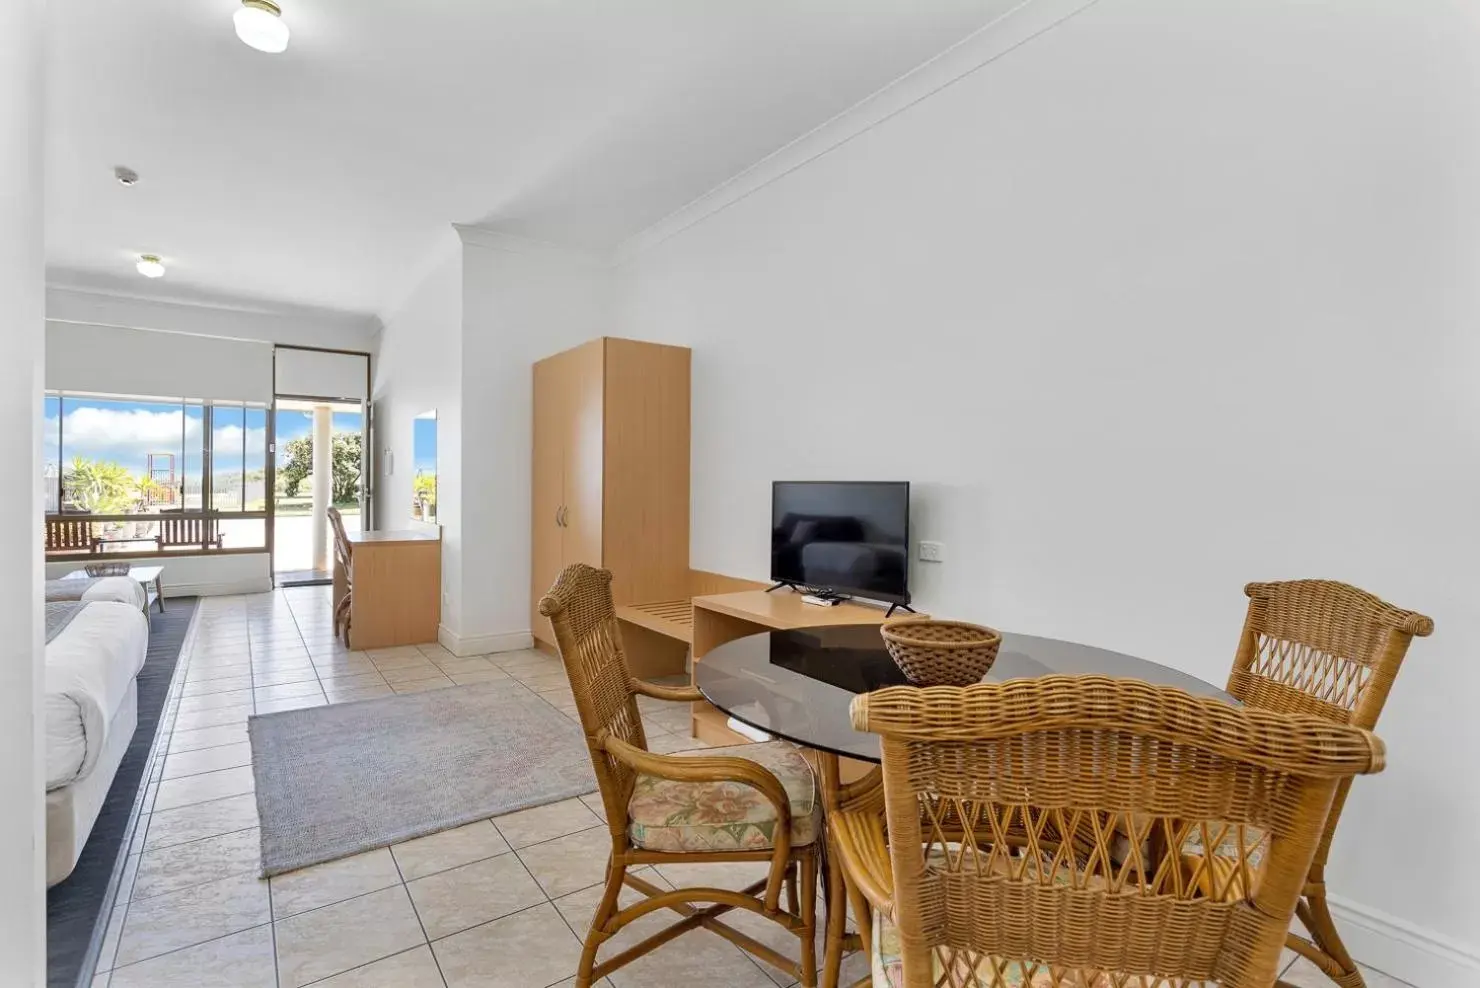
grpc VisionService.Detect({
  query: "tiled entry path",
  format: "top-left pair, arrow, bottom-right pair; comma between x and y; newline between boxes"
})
89,587 -> 1414,988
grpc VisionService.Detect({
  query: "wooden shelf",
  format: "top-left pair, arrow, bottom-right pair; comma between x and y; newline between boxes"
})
691,704 -> 752,747
690,589 -> 909,633
616,599 -> 693,644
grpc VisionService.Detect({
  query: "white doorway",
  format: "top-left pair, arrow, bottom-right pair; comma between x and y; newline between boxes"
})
271,398 -> 369,585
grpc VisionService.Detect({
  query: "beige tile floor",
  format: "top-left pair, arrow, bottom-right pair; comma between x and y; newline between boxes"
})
87,586 -> 1418,988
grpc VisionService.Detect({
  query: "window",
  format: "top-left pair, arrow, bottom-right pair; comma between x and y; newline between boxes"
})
44,392 -> 270,556
43,395 -> 60,513
212,404 -> 246,512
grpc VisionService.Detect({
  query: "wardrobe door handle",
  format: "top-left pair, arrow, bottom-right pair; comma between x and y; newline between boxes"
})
560,506 -> 568,527
555,507 -> 563,528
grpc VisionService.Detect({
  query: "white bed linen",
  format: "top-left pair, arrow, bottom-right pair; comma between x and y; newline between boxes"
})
45,601 -> 149,790
78,576 -> 147,609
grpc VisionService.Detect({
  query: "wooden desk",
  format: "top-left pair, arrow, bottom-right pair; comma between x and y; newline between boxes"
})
334,529 -> 441,649
606,571 -> 768,679
689,590 -> 923,775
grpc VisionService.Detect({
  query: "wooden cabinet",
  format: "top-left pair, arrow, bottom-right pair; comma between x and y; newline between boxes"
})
531,338 -> 691,645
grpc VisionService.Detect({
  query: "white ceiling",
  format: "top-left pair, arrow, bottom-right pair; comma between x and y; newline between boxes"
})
46,0 -> 1016,317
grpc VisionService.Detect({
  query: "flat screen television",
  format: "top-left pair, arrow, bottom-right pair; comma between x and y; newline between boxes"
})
771,481 -> 910,605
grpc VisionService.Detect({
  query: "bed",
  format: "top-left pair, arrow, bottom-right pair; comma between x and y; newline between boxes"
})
45,575 -> 148,611
45,600 -> 150,886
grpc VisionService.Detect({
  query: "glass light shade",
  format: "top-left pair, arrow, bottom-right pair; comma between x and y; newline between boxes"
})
234,3 -> 290,54
136,255 -> 166,278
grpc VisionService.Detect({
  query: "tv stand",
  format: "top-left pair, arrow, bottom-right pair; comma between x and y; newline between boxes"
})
765,580 -> 912,616
689,589 -> 927,774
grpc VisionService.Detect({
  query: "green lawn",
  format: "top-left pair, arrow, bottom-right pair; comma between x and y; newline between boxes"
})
273,498 -> 361,518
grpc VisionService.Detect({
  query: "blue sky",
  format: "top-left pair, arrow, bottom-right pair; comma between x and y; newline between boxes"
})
413,416 -> 438,476
44,397 -> 361,474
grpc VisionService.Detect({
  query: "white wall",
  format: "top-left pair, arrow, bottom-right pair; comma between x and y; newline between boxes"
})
457,229 -> 613,652
367,228 -> 609,652
614,0 -> 1480,983
44,554 -> 271,597
0,0 -> 45,980
371,234 -> 464,636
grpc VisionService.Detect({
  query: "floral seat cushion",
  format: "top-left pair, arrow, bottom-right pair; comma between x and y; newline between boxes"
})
627,741 -> 821,853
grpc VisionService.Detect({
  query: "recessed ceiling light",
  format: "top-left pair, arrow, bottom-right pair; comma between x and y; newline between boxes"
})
136,255 -> 166,278
234,0 -> 290,54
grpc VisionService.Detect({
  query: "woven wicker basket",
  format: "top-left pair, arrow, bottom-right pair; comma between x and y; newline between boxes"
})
880,619 -> 1003,687
84,562 -> 132,577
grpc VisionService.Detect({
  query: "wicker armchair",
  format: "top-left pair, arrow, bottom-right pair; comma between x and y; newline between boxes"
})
538,563 -> 821,988
1227,580 -> 1433,988
833,676 -> 1386,988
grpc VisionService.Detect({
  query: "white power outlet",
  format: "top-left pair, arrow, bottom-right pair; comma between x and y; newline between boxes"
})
918,540 -> 945,563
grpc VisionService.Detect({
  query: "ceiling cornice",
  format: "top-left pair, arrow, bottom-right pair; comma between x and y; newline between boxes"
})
612,0 -> 1101,266
453,224 -> 611,266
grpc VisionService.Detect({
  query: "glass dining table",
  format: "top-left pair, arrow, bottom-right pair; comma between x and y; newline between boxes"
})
692,623 -> 1237,987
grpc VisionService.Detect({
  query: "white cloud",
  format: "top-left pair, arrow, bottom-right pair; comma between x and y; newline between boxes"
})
213,424 -> 268,461
45,405 -> 265,469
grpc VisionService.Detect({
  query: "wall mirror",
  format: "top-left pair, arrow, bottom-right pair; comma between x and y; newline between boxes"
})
412,410 -> 437,524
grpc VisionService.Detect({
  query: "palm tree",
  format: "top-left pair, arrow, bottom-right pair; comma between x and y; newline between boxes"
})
64,457 -> 138,514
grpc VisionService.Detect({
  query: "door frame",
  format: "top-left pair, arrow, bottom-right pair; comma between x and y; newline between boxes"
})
270,343 -> 373,584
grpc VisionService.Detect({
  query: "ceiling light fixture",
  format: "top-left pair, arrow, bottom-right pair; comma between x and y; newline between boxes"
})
114,166 -> 139,186
136,255 -> 166,278
234,0 -> 290,54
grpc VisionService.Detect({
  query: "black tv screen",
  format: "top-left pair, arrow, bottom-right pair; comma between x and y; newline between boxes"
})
771,481 -> 910,604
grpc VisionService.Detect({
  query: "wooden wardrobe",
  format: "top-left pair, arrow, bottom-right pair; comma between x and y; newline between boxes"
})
531,337 -> 691,647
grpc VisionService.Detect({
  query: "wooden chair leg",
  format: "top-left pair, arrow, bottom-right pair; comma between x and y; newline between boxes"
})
576,857 -> 627,988
335,594 -> 353,647
799,852 -> 819,988
1301,884 -> 1368,988
845,874 -> 872,968
822,832 -> 847,988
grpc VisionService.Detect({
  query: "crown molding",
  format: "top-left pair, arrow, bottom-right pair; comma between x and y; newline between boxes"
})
612,0 -> 1101,266
453,223 -> 610,266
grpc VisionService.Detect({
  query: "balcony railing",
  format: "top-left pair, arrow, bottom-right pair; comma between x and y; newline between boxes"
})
44,511 -> 266,558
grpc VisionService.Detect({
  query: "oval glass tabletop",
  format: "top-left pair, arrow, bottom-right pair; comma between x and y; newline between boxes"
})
693,624 -> 1236,763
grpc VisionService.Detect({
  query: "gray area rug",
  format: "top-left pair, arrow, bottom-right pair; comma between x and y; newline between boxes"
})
248,680 -> 597,876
